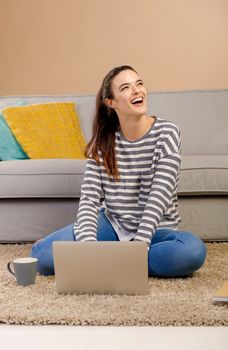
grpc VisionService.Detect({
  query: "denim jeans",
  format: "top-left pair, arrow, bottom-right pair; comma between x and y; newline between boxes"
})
31,208 -> 207,277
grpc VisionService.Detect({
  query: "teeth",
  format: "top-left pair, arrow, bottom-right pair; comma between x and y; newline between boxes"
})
131,97 -> 143,104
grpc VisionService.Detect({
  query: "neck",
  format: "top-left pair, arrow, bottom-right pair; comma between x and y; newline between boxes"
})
118,114 -> 155,141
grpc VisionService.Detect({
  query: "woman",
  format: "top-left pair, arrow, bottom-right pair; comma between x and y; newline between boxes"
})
31,65 -> 207,276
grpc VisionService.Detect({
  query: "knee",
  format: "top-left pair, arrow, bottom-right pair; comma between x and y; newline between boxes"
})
181,232 -> 207,272
30,241 -> 54,276
191,236 -> 207,270
148,231 -> 207,277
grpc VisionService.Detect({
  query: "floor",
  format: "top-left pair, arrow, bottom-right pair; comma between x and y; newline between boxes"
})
0,326 -> 227,350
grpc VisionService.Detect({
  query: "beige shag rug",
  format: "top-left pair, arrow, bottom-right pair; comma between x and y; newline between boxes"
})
0,243 -> 227,326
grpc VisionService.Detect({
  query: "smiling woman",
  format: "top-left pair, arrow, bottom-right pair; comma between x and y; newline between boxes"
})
31,65 -> 207,279
86,66 -> 156,177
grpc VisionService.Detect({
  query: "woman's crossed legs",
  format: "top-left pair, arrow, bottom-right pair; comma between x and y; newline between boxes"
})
31,209 -> 207,277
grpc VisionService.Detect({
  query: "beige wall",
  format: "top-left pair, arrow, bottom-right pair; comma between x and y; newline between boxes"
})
1,0 -> 228,95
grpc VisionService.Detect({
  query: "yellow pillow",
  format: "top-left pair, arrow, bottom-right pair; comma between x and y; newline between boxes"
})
3,102 -> 86,159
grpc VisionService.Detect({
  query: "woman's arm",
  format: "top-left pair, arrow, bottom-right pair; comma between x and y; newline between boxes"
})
73,158 -> 103,241
134,125 -> 181,246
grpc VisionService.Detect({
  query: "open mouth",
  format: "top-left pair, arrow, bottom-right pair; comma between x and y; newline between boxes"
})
131,97 -> 144,106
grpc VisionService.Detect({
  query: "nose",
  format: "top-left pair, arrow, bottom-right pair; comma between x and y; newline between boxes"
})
132,84 -> 140,94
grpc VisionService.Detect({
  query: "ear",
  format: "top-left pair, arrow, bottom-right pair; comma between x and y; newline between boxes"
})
104,98 -> 115,110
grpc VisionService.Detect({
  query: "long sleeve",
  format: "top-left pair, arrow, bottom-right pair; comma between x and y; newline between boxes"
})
73,158 -> 103,241
134,126 -> 181,246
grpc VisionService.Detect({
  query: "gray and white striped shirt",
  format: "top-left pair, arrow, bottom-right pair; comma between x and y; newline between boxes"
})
73,116 -> 181,246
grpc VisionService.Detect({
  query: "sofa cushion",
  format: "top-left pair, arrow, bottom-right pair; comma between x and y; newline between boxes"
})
1,156 -> 227,199
0,159 -> 86,198
147,90 -> 228,155
2,102 -> 86,159
179,155 -> 228,195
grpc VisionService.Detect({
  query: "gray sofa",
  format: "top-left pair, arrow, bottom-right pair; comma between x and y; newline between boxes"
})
0,90 -> 228,242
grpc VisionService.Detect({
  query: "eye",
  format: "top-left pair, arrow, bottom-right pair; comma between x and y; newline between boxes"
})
137,81 -> 143,86
120,86 -> 129,91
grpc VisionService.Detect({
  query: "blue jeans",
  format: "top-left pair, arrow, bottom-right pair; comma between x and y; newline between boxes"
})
31,209 -> 207,277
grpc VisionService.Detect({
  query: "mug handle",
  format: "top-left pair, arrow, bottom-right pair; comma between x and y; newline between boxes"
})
7,261 -> 15,276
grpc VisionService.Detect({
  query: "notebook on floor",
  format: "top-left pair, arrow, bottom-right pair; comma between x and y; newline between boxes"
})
212,281 -> 228,302
53,241 -> 149,295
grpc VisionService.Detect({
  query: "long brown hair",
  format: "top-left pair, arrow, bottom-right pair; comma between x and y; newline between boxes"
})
84,65 -> 137,180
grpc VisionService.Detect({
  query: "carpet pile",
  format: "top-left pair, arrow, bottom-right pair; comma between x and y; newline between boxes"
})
0,243 -> 227,326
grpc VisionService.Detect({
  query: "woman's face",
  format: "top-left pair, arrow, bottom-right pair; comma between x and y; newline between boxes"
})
105,69 -> 147,119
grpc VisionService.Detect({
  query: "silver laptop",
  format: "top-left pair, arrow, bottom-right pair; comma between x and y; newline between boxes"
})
53,241 -> 149,295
